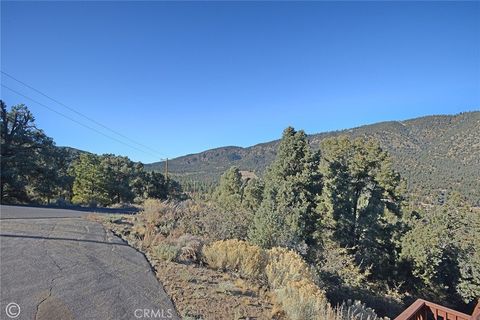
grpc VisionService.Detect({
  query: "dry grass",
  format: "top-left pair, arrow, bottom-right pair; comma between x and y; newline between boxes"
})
202,239 -> 267,281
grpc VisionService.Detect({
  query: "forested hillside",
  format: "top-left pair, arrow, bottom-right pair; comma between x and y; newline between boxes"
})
146,111 -> 480,205
0,101 -> 183,206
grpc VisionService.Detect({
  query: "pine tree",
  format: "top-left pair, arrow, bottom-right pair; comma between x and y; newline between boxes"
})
317,136 -> 404,277
101,154 -> 136,203
401,193 -> 480,303
248,127 -> 320,251
0,101 -> 65,203
242,178 -> 264,212
213,166 -> 243,211
71,154 -> 109,206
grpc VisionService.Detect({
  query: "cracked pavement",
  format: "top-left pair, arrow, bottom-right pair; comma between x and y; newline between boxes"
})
0,205 -> 179,320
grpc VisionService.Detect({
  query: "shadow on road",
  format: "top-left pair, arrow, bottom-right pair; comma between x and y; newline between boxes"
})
0,203 -> 140,214
0,234 -> 129,246
0,217 -> 84,220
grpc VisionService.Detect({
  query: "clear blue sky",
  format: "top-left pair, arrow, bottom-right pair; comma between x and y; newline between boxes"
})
1,1 -> 479,163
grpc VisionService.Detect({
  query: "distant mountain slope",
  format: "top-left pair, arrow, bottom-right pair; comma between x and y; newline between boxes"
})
146,111 -> 480,206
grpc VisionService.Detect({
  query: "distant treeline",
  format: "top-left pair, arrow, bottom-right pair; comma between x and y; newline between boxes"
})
0,101 -> 183,206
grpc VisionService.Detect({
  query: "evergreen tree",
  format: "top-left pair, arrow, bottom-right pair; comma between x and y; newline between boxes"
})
29,145 -> 71,204
213,166 -> 243,211
242,178 -> 264,212
146,171 -> 168,199
101,154 -> 135,203
401,194 -> 480,303
1,101 -> 63,203
129,162 -> 149,201
71,154 -> 109,206
317,136 -> 404,277
248,127 -> 320,251
456,208 -> 480,303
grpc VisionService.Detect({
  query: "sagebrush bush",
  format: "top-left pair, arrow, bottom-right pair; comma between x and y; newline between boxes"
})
171,234 -> 204,263
274,279 -> 333,320
152,243 -> 180,262
201,241 -> 369,319
265,247 -> 318,290
265,247 -> 337,320
191,204 -> 253,241
142,198 -> 164,215
139,199 -> 253,242
337,300 -> 382,320
202,239 -> 267,281
141,199 -> 179,236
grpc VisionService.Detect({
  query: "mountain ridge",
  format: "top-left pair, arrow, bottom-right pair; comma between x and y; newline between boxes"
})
146,111 -> 480,205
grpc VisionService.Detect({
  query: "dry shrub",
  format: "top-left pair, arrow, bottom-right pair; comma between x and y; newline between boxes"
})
202,239 -> 267,281
131,213 -> 162,249
274,279 -> 333,320
142,198 -> 164,216
176,200 -> 252,241
152,243 -> 180,262
265,247 -> 317,290
171,234 -> 204,263
265,247 -> 384,320
141,199 -> 179,236
337,300 -> 383,320
131,200 -> 206,262
202,241 -> 342,319
139,199 -> 252,242
175,200 -> 209,233
265,247 -> 336,320
317,242 -> 369,288
131,223 -> 146,239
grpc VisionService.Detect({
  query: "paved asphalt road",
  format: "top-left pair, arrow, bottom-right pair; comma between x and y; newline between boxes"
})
0,205 -> 178,320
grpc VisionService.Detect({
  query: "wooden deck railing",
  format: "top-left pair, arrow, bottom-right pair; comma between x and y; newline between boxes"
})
394,299 -> 479,320
472,301 -> 480,320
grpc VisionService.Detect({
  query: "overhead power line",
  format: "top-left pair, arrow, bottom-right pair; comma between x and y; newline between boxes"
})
1,71 -> 167,158
2,84 -> 166,161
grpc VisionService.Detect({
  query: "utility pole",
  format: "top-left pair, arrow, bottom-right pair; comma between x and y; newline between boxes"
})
164,158 -> 168,180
